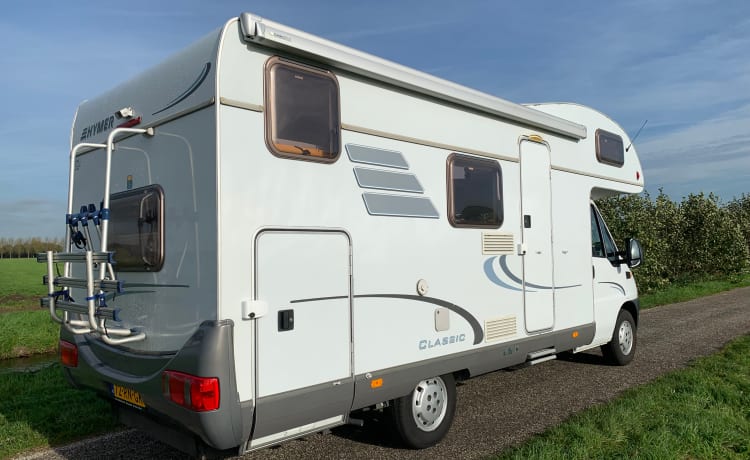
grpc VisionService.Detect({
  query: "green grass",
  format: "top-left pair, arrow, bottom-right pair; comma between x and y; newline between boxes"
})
0,311 -> 59,360
493,334 -> 750,460
0,258 -> 60,359
640,273 -> 750,309
0,364 -> 119,459
0,258 -> 45,312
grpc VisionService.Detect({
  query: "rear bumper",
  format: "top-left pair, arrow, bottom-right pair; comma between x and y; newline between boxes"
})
61,319 -> 250,452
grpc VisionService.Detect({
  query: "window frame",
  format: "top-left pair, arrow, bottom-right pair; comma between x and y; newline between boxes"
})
447,153 -> 504,229
595,129 -> 625,167
264,56 -> 341,164
108,184 -> 165,272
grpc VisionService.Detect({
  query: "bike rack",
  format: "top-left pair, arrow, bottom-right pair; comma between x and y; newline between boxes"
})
38,127 -> 154,345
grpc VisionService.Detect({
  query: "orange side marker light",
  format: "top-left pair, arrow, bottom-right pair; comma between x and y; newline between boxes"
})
370,378 -> 383,389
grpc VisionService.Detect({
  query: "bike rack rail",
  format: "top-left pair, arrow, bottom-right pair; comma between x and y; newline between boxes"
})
38,127 -> 154,345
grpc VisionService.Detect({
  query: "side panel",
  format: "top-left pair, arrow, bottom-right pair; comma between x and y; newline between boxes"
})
519,140 -> 554,332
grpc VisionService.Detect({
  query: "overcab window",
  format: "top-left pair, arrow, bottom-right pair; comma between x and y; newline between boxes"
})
265,57 -> 341,162
595,129 -> 624,167
109,185 -> 165,272
448,154 -> 503,228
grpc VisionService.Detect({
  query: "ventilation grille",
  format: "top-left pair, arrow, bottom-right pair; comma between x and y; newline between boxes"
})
485,316 -> 517,342
482,232 -> 515,255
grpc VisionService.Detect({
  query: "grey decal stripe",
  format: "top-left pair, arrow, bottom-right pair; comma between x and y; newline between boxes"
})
362,192 -> 439,218
290,294 -> 484,345
353,167 -> 424,193
345,144 -> 409,169
153,62 -> 212,115
597,281 -> 626,295
497,256 -> 581,290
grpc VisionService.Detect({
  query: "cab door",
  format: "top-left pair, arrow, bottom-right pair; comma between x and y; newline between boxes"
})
590,205 -> 627,335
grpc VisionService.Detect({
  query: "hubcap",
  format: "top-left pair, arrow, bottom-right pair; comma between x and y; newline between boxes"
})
411,377 -> 448,432
618,320 -> 633,355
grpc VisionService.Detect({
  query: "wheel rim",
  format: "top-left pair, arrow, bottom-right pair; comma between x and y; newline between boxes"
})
411,377 -> 448,432
618,319 -> 634,355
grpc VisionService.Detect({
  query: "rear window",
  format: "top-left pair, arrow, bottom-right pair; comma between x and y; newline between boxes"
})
448,154 -> 503,228
109,185 -> 165,272
595,129 -> 624,167
265,57 -> 340,162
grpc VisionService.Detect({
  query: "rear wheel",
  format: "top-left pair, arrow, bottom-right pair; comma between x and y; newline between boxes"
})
602,309 -> 637,365
389,373 -> 456,448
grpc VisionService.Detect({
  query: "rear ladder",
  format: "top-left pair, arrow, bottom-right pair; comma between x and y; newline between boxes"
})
38,127 -> 154,345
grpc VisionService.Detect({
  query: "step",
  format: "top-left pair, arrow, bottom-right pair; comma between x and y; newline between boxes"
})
528,354 -> 557,366
42,275 -> 123,293
527,347 -> 556,360
36,251 -> 114,264
41,297 -> 120,321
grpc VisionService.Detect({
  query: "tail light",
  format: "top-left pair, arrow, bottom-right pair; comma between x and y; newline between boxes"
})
59,340 -> 78,367
162,370 -> 220,412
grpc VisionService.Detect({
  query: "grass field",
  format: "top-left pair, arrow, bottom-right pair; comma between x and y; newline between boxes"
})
0,258 -> 44,312
640,273 -> 750,308
0,364 -> 119,459
494,334 -> 750,459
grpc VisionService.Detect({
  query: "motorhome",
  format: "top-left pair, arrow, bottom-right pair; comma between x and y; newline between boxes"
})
40,12 -> 644,457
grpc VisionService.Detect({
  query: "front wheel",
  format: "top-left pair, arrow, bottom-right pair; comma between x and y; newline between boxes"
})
602,309 -> 637,365
389,373 -> 457,448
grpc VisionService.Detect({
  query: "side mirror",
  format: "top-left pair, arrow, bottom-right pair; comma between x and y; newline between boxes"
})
624,238 -> 643,269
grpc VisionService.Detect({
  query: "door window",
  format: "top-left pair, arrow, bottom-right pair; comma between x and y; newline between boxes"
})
591,205 -> 618,264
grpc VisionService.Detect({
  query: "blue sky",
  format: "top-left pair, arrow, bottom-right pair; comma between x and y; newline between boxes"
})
1,0 -> 749,237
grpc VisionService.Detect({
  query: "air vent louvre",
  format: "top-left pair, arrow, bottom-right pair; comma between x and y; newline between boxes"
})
482,232 -> 515,255
485,316 -> 517,342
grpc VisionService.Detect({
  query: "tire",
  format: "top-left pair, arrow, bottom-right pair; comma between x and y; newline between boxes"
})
602,309 -> 637,366
389,373 -> 457,449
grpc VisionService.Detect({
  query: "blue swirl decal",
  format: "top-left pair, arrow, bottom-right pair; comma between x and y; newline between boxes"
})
486,255 -> 581,291
483,257 -> 524,291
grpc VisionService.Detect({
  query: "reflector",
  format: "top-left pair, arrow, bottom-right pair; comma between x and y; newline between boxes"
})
59,340 -> 78,367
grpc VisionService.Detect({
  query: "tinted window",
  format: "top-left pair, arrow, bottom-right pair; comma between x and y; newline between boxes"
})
591,205 -> 619,264
595,129 -> 624,167
448,154 -> 503,228
109,185 -> 164,272
591,207 -> 605,257
265,57 -> 340,162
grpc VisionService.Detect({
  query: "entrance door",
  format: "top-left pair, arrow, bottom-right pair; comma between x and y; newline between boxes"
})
253,230 -> 352,439
519,139 -> 555,332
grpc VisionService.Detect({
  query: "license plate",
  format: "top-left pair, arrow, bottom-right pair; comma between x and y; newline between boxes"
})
111,383 -> 146,409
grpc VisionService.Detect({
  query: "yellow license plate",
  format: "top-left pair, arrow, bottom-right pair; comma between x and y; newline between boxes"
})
111,383 -> 146,409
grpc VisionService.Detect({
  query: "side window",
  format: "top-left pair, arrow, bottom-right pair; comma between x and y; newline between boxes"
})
448,154 -> 503,228
591,207 -> 605,257
595,129 -> 624,167
109,185 -> 165,272
591,205 -> 619,264
265,57 -> 341,162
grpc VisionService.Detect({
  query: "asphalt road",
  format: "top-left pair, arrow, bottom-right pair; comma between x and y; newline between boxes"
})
16,287 -> 750,460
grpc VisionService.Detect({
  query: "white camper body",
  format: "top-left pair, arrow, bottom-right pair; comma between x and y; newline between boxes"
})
42,13 -> 644,456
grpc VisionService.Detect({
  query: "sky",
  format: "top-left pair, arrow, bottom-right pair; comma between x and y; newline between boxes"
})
1,0 -> 749,238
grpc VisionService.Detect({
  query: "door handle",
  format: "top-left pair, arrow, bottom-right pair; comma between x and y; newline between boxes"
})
278,309 -> 294,331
